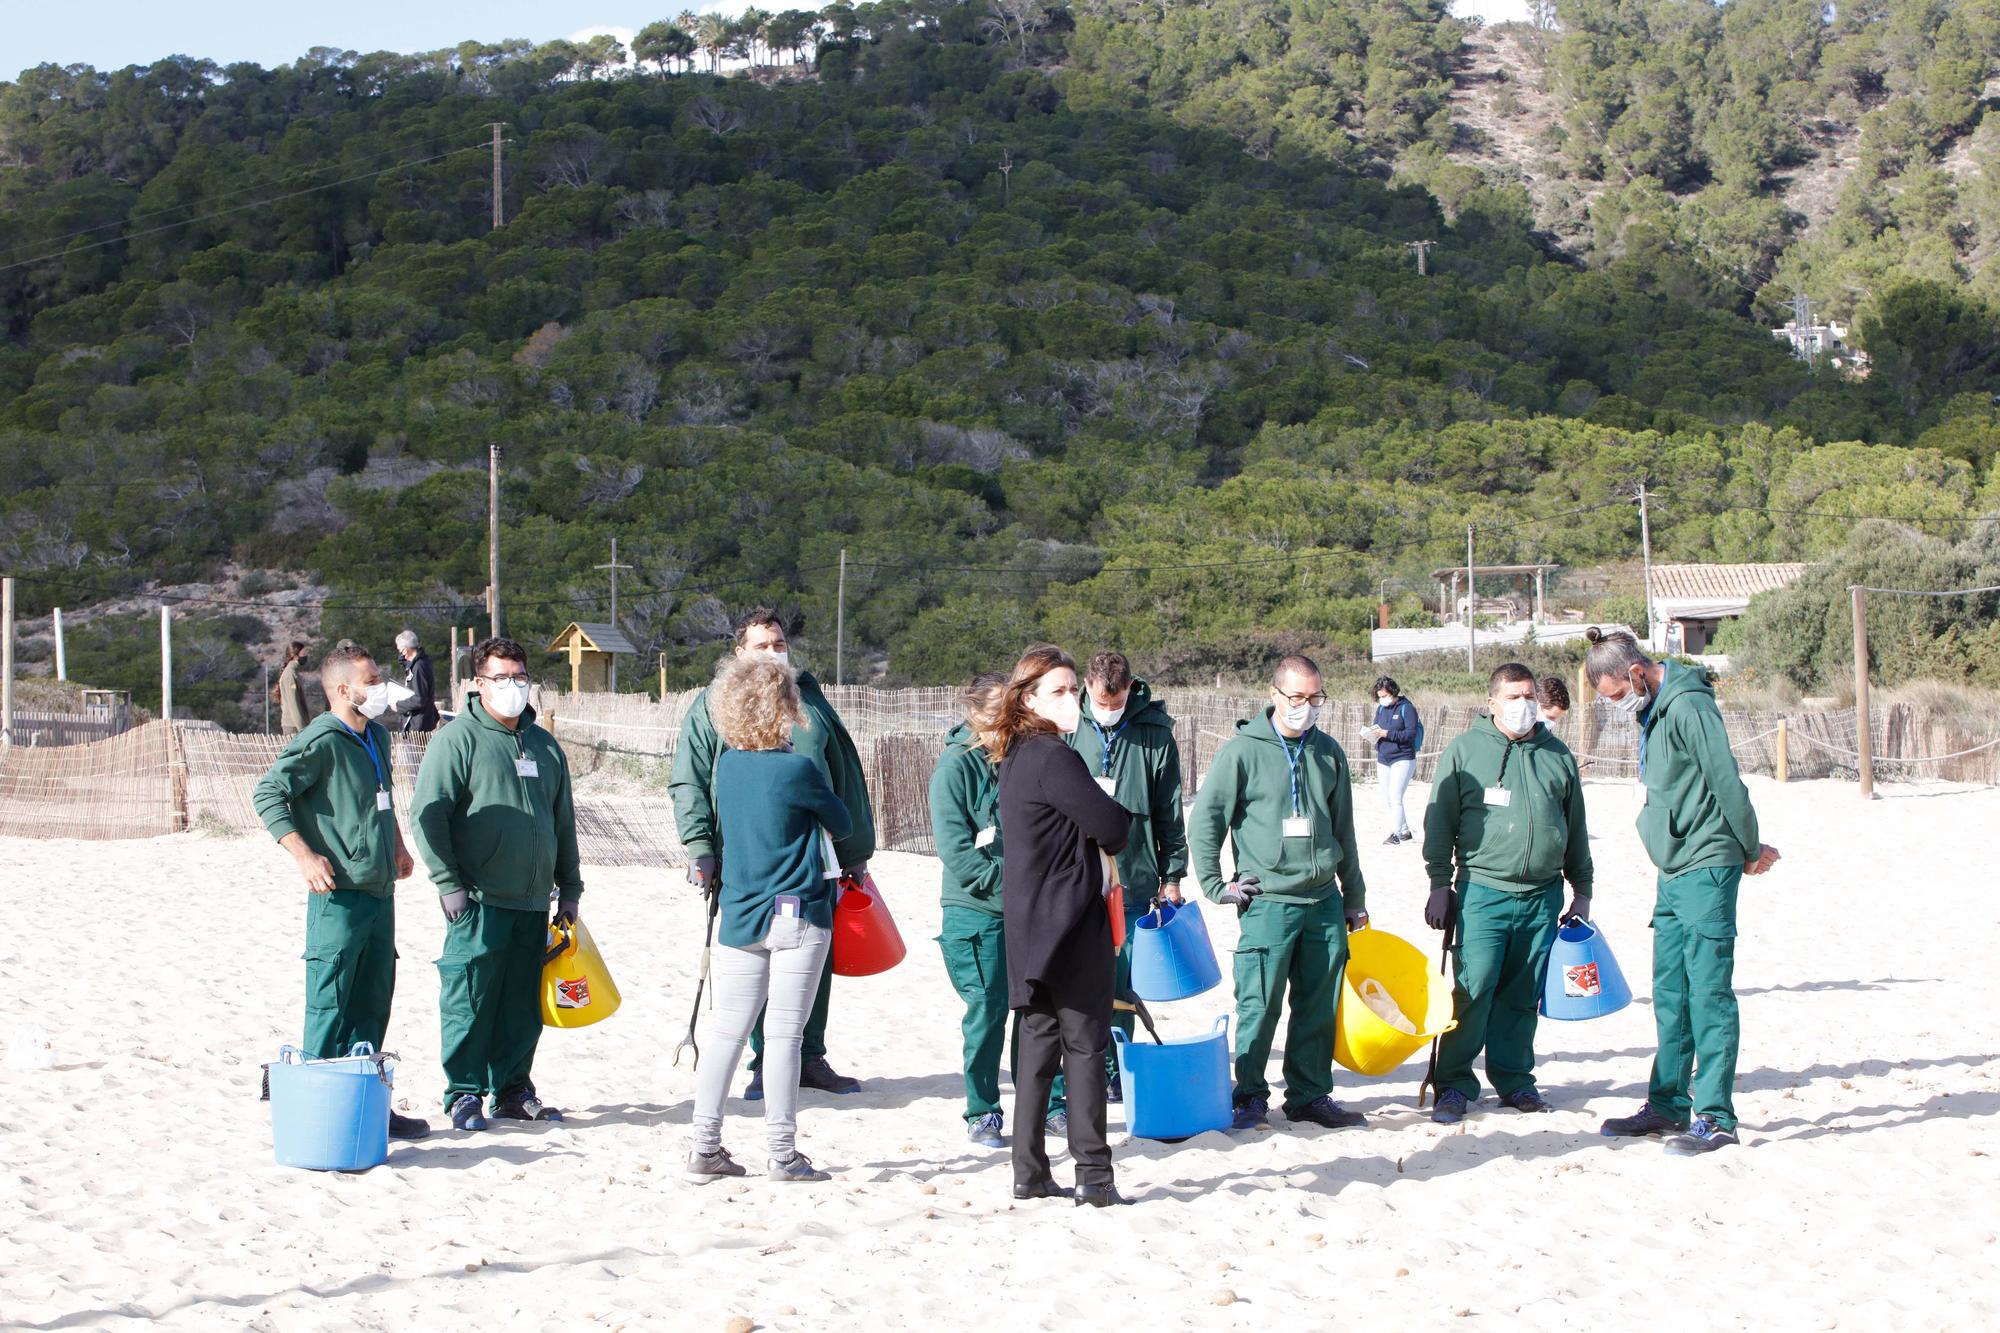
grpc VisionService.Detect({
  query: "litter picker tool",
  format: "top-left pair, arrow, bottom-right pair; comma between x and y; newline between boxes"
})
673,879 -> 722,1069
1417,895 -> 1459,1109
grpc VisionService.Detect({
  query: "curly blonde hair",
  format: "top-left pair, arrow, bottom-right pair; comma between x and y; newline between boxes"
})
711,653 -> 807,752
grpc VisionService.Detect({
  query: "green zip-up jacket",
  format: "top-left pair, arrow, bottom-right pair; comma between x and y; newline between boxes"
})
1638,660 -> 1761,876
1423,714 -> 1593,896
252,712 -> 399,896
1187,707 -> 1367,911
670,669 -> 877,871
411,696 -> 582,911
929,722 -> 1004,915
1066,678 -> 1188,898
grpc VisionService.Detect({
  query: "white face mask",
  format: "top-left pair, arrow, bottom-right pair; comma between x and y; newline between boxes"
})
354,682 -> 393,720
1094,702 -> 1127,728
1496,697 -> 1537,736
1278,701 -> 1315,733
1377,695 -> 1394,709
1608,670 -> 1650,717
1029,689 -> 1082,735
484,679 -> 530,719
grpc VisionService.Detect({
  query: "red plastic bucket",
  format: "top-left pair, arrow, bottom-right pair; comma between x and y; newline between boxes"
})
830,875 -> 907,977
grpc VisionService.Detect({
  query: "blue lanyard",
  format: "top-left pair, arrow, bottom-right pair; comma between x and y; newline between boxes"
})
1090,718 -> 1127,777
1280,734 -> 1308,817
338,718 -> 387,790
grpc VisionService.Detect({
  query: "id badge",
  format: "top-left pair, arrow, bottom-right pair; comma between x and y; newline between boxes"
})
774,894 -> 802,918
376,790 -> 393,811
1484,787 -> 1512,808
1095,775 -> 1117,796
974,826 -> 997,849
515,757 -> 540,779
1282,815 -> 1311,838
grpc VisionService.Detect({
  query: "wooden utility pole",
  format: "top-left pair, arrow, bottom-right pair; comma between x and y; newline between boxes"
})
1852,586 -> 1874,800
1464,523 -> 1476,674
160,605 -> 174,723
1637,482 -> 1657,650
487,444 -> 502,638
1407,240 -> 1436,276
835,546 -> 847,686
1,577 -> 13,748
489,123 -> 506,229
595,537 -> 633,691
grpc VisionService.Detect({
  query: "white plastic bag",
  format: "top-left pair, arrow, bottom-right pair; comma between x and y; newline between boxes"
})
1359,978 -> 1416,1035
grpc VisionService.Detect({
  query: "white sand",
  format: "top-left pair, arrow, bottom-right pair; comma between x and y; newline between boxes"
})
3,776 -> 1998,1330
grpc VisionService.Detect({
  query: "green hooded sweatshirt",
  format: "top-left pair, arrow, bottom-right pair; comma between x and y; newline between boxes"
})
1423,714 -> 1594,896
251,712 -> 399,896
1187,707 -> 1367,911
411,695 -> 583,911
1066,678 -> 1188,898
669,669 -> 877,870
929,722 -> 1004,915
1638,660 -> 1761,876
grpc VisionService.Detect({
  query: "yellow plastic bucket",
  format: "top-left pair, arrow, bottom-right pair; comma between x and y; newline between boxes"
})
542,919 -> 622,1029
1333,926 -> 1456,1076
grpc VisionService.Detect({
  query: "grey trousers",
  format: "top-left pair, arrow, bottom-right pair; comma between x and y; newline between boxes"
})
692,924 -> 832,1162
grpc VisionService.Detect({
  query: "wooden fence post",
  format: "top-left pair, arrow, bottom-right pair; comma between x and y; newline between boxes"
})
1775,718 -> 1788,784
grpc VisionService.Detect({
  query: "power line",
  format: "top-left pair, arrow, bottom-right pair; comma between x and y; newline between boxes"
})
1854,582 -> 2000,598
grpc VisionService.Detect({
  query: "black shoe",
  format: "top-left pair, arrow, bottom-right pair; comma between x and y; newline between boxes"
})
744,1070 -> 764,1102
799,1055 -> 861,1094
1230,1096 -> 1269,1130
388,1112 -> 431,1140
1074,1183 -> 1131,1208
449,1093 -> 487,1132
1285,1095 -> 1367,1129
1106,1071 -> 1124,1104
491,1092 -> 564,1122
1663,1115 -> 1739,1156
1013,1178 -> 1071,1201
1500,1088 -> 1552,1114
1431,1088 -> 1469,1125
1600,1102 -> 1687,1138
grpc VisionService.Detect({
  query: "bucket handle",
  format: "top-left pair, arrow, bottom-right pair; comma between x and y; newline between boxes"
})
543,920 -> 577,967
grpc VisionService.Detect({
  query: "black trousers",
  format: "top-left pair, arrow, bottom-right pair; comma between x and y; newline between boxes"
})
1012,988 -> 1113,1190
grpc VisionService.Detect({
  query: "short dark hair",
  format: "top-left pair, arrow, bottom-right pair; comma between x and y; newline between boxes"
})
733,606 -> 785,647
1274,653 -> 1321,685
319,643 -> 377,691
288,640 -> 309,658
1538,675 -> 1571,711
1373,676 -> 1400,698
1488,661 -> 1535,692
1086,651 -> 1133,693
473,636 -> 528,675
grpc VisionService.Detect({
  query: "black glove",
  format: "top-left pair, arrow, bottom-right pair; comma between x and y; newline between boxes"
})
1344,908 -> 1370,932
1425,886 -> 1455,931
553,899 -> 579,930
441,889 -> 472,923
1561,892 -> 1592,925
688,854 -> 718,889
1217,874 -> 1262,907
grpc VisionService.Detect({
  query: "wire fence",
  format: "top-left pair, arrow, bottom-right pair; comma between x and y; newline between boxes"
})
1,690 -> 1993,863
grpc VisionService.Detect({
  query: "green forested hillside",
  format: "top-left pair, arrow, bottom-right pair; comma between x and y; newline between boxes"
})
1,2 -> 1997,722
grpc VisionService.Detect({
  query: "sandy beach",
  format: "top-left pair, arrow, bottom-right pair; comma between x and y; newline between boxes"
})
3,773 -> 1997,1331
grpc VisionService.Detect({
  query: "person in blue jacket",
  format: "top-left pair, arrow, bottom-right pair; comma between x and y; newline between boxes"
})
1367,676 -> 1421,845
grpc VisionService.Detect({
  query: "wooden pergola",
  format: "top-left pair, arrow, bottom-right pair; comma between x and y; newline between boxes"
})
1428,563 -> 1561,622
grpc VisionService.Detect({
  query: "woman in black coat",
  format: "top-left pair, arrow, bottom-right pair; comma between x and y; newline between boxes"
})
982,644 -> 1132,1207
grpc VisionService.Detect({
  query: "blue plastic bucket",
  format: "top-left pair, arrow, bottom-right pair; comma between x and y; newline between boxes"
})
1112,1015 -> 1231,1140
268,1043 -> 393,1171
1129,897 -> 1222,1002
1540,919 -> 1634,1021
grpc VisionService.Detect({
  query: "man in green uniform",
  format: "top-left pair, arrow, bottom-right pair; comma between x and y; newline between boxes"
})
1188,654 -> 1370,1132
1586,628 -> 1780,1157
930,673 -> 1065,1147
412,636 -> 583,1133
252,643 -> 429,1139
1421,662 -> 1594,1124
669,607 -> 875,1100
1067,650 -> 1187,1102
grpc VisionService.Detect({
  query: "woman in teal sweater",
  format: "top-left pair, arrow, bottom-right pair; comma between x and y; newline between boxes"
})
686,655 -> 850,1186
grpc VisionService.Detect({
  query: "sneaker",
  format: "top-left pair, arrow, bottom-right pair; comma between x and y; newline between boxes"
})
491,1092 -> 564,1122
1285,1095 -> 1367,1129
686,1147 -> 748,1181
388,1112 -> 431,1140
769,1151 -> 831,1183
967,1113 -> 1005,1149
799,1056 -> 861,1095
1500,1088 -> 1552,1114
743,1070 -> 764,1102
1431,1088 -> 1469,1125
1664,1115 -> 1738,1157
1230,1096 -> 1269,1130
448,1093 -> 487,1132
1600,1103 -> 1688,1138
1044,1111 -> 1069,1136
1106,1071 -> 1124,1105
1382,833 -> 1403,846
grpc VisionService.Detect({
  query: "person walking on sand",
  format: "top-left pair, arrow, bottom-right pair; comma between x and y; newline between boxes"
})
684,654 -> 852,1185
670,608 -> 874,1101
1188,654 -> 1372,1133
1586,628 -> 1780,1156
393,630 -> 440,733
1421,663 -> 1594,1125
272,641 -> 314,735
986,645 -> 1133,1207
1066,650 -> 1187,1104
931,673 -> 1066,1150
1365,676 -> 1421,845
252,643 -> 430,1140
412,637 -> 583,1133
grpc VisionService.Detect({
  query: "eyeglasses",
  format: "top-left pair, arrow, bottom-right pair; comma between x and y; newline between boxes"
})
1274,688 -> 1329,707
478,673 -> 532,686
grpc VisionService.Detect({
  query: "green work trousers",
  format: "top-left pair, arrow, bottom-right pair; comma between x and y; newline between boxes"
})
1433,880 -> 1563,1100
748,958 -> 832,1070
937,907 -> 1064,1121
302,889 -> 396,1060
437,900 -> 549,1108
1648,864 -> 1742,1130
1231,895 -> 1347,1115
